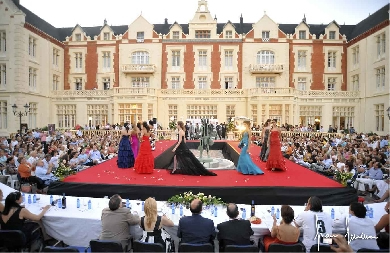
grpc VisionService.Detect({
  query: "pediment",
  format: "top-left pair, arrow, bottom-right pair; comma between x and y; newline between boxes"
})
71,25 -> 87,41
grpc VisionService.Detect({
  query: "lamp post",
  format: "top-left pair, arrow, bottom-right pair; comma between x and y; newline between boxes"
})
12,103 -> 30,135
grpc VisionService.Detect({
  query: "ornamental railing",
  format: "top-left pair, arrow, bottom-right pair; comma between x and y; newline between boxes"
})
121,64 -> 156,73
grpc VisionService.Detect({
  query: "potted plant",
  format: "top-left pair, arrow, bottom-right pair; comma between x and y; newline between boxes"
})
168,117 -> 177,140
226,120 -> 236,140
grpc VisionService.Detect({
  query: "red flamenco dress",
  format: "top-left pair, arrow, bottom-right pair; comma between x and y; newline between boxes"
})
134,135 -> 154,174
265,131 -> 286,171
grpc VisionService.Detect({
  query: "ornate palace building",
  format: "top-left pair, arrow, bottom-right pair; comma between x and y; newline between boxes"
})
0,0 -> 389,135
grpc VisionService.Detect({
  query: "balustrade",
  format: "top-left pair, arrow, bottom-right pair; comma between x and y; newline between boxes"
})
121,64 -> 156,73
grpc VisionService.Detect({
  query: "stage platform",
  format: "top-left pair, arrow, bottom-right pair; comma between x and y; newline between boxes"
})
48,140 -> 357,205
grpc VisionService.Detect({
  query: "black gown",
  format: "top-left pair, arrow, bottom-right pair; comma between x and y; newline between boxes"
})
260,128 -> 270,161
169,135 -> 216,176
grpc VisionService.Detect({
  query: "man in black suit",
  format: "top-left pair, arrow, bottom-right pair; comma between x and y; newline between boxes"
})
177,199 -> 216,244
217,203 -> 254,251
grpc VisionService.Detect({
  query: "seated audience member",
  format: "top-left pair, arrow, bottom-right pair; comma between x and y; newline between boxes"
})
375,202 -> 389,249
0,189 -> 4,212
177,199 -> 216,244
348,202 -> 379,251
294,196 -> 332,252
140,197 -> 174,248
217,203 -> 254,251
18,157 -> 45,190
4,157 -> 18,178
99,194 -> 140,250
0,192 -> 50,244
354,162 -> 383,193
262,205 -> 300,252
89,145 -> 102,165
370,179 -> 389,201
35,160 -> 58,186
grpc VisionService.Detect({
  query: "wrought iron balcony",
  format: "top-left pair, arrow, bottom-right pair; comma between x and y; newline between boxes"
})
249,64 -> 285,74
121,64 -> 156,74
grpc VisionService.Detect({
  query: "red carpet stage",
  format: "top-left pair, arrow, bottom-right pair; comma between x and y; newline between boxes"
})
48,141 -> 357,205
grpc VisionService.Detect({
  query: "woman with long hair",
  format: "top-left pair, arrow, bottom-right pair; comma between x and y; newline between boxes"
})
0,192 -> 50,244
148,120 -> 156,151
134,121 -> 154,174
260,119 -> 272,161
117,122 -> 135,168
140,197 -> 174,247
169,121 -> 216,176
130,123 -> 140,158
237,121 -> 264,175
266,119 -> 286,171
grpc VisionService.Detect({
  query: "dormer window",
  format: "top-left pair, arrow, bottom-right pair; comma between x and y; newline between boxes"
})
137,32 -> 144,42
172,31 -> 180,39
225,31 -> 232,39
103,32 -> 110,40
262,31 -> 270,39
329,31 -> 336,40
75,33 -> 81,41
299,31 -> 306,39
195,30 -> 210,38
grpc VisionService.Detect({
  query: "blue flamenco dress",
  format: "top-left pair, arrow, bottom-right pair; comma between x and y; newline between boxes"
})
117,135 -> 135,168
236,131 -> 264,175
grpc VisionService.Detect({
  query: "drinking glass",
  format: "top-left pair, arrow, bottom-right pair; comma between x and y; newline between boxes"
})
83,198 -> 88,211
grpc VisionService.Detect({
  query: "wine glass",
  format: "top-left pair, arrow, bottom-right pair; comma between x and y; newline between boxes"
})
339,207 -> 345,217
83,198 -> 88,211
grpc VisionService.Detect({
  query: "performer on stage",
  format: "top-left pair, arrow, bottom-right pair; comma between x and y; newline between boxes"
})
148,120 -> 156,151
170,121 -> 216,176
259,119 -> 271,161
237,121 -> 264,175
130,123 -> 140,158
117,123 -> 135,169
266,119 -> 286,171
134,122 -> 154,174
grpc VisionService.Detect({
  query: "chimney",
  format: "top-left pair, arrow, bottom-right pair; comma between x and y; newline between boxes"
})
214,15 -> 217,21
164,18 -> 168,25
240,13 -> 243,24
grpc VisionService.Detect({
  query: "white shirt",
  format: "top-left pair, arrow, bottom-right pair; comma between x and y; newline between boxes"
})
90,150 -> 101,161
295,210 -> 333,253
348,216 -> 379,252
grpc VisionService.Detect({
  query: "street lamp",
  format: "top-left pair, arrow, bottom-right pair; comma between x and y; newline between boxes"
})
12,103 -> 30,135
387,107 -> 390,120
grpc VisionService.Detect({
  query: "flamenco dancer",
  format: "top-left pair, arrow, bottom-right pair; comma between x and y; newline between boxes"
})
130,123 -> 140,158
259,119 -> 271,161
170,121 -> 216,176
117,123 -> 135,168
237,121 -> 264,175
148,120 -> 156,151
134,121 -> 155,174
266,119 -> 286,171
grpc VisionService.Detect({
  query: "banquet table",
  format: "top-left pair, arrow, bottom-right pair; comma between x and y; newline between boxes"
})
0,183 -> 387,249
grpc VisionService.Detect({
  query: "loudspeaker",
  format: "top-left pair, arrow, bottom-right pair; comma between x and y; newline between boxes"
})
225,82 -> 229,89
153,118 -> 157,124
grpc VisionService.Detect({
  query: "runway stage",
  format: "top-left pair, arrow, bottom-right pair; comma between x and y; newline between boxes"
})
48,140 -> 357,205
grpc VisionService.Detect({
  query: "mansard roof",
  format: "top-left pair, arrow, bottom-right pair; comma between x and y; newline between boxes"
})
14,2 -> 389,43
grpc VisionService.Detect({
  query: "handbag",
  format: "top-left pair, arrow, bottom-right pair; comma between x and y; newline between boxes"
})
21,183 -> 32,193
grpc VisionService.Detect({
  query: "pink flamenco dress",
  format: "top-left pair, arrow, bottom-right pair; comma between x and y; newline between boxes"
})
130,133 -> 139,158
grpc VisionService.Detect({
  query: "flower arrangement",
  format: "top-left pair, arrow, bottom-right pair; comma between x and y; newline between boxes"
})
227,121 -> 236,132
53,161 -> 76,181
168,119 -> 176,130
334,170 -> 353,186
167,191 -> 225,206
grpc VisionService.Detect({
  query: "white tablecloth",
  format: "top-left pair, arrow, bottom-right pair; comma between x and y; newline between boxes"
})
0,183 -> 387,247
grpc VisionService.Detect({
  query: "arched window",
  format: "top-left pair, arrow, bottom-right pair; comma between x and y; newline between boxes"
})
131,51 -> 149,64
256,50 -> 275,64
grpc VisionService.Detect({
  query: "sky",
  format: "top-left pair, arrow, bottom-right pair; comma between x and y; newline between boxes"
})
20,0 -> 389,28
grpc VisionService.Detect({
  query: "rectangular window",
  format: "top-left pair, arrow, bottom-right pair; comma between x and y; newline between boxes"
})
328,51 -> 336,70
329,31 -> 336,39
171,77 -> 180,89
28,103 -> 37,129
297,50 -> 306,71
198,76 -> 207,89
57,105 -> 76,128
195,30 -> 211,38
75,53 -> 83,70
297,77 -> 306,90
251,105 -> 258,125
103,78 -> 110,90
87,105 -> 108,126
256,77 -> 275,88
224,50 -> 233,69
0,101 -> 7,129
28,37 -> 37,57
376,67 -> 386,91
75,78 -> 82,90
131,77 -> 150,88
103,32 -> 110,40
0,31 -> 6,52
375,104 -> 384,132
224,77 -> 233,89
102,51 -> 111,70
75,33 -> 81,41
131,51 -> 149,64
262,31 -> 270,40
0,64 -> 6,88
187,105 -> 217,119
137,32 -> 144,41
28,67 -> 37,89
226,105 -> 235,122
199,50 -> 207,69
52,74 -> 59,90
352,74 -> 359,91
172,31 -> 180,39
225,30 -> 232,39
52,48 -> 59,66
299,30 -> 306,39
172,50 -> 180,68
168,105 -> 178,121
352,46 -> 359,66
381,34 -> 386,55
327,77 -> 336,91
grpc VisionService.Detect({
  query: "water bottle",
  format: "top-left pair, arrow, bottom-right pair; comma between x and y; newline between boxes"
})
251,200 -> 255,217
58,198 -> 62,208
33,194 -> 36,203
28,195 -> 31,204
142,201 -> 144,211
331,208 -> 335,219
369,208 -> 373,218
22,193 -> 25,203
271,206 -> 275,216
242,208 -> 246,220
365,205 -> 369,217
214,206 -> 218,217
276,208 -> 280,219
77,198 -> 80,208
126,199 -> 130,208
211,205 -> 214,215
50,195 -> 53,205
171,204 -> 175,214
180,205 -> 183,216
61,193 -> 66,209
88,200 -> 92,210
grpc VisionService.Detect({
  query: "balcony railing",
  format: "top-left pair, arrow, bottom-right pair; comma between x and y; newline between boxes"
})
249,87 -> 293,95
159,89 -> 247,97
121,64 -> 156,73
114,87 -> 156,96
249,64 -> 285,73
249,88 -> 360,98
51,90 -> 113,97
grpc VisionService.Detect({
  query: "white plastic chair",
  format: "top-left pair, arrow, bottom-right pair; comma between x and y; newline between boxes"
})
2,170 -> 20,190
